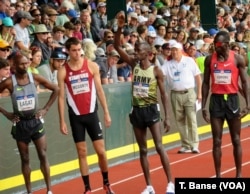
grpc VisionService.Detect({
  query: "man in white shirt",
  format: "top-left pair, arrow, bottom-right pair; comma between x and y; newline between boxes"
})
162,42 -> 202,154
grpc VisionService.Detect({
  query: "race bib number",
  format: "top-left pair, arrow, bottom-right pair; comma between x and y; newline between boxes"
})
133,82 -> 149,97
214,70 -> 232,84
17,94 -> 35,111
69,73 -> 90,95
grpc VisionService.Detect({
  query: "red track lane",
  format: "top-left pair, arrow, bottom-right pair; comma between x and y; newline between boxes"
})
34,127 -> 250,194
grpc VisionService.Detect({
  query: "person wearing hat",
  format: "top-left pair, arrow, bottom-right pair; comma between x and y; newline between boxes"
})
46,8 -> 58,31
162,41 -> 202,155
146,25 -> 157,46
208,28 -> 219,38
37,47 -> 67,85
66,9 -> 78,21
30,24 -> 51,66
101,49 -> 120,84
0,39 -> 12,59
127,12 -> 139,33
28,8 -> 42,43
187,27 -> 200,45
0,17 -> 16,47
55,0 -> 75,26
91,1 -> 107,35
13,10 -> 34,52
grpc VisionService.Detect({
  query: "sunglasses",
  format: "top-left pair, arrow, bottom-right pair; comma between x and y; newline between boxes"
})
130,34 -> 138,38
0,48 -> 10,52
107,36 -> 114,39
33,14 -> 41,17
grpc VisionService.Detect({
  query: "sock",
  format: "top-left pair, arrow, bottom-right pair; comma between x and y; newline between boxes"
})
82,175 -> 91,191
102,171 -> 109,185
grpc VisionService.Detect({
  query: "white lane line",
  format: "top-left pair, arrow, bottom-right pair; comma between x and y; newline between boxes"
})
92,137 -> 250,192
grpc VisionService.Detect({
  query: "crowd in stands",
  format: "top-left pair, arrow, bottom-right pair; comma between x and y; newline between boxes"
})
1,0 -> 250,96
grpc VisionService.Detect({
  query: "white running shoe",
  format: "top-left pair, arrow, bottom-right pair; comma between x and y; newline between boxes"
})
166,182 -> 175,194
141,185 -> 155,194
47,191 -> 53,194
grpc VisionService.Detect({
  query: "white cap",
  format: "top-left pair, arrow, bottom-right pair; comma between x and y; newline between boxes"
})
195,39 -> 205,50
138,15 -> 148,24
170,42 -> 183,49
129,12 -> 138,20
147,26 -> 156,37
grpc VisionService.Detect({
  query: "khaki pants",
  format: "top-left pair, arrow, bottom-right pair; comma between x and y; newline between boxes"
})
170,88 -> 199,149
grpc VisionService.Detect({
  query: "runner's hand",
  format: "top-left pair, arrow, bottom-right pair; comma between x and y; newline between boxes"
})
60,121 -> 69,135
104,113 -> 111,128
202,109 -> 210,123
116,11 -> 126,28
239,107 -> 249,119
164,117 -> 170,133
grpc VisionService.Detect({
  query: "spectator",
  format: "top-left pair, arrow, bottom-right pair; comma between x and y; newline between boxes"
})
79,9 -> 93,40
0,39 -> 11,59
137,24 -> 148,43
0,57 -> 9,82
30,24 -> 51,66
45,8 -> 59,31
101,49 -> 120,84
5,2 -> 15,18
91,1 -> 107,33
147,25 -> 157,46
127,12 -> 139,33
66,9 -> 78,22
38,47 -> 67,85
28,9 -> 42,43
13,10 -> 34,52
0,17 -> 16,47
41,13 -> 50,31
52,25 -> 65,47
128,30 -> 138,48
0,57 -> 10,97
28,46 -> 41,74
55,0 -> 74,26
97,29 -> 114,53
62,21 -> 75,44
0,0 -> 8,20
162,42 -> 202,154
71,18 -> 83,40
187,27 -> 199,44
176,29 -> 188,45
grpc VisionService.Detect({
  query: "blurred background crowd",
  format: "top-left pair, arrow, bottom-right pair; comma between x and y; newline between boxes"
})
1,0 -> 250,95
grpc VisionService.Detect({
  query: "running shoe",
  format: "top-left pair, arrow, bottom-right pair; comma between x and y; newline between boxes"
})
177,147 -> 192,153
47,191 -> 53,194
166,182 -> 175,194
192,148 -> 200,153
103,184 -> 115,194
141,185 -> 155,194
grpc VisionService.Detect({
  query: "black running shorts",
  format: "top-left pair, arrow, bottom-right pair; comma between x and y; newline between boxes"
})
68,111 -> 103,143
129,103 -> 160,129
11,118 -> 45,144
209,93 -> 240,120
